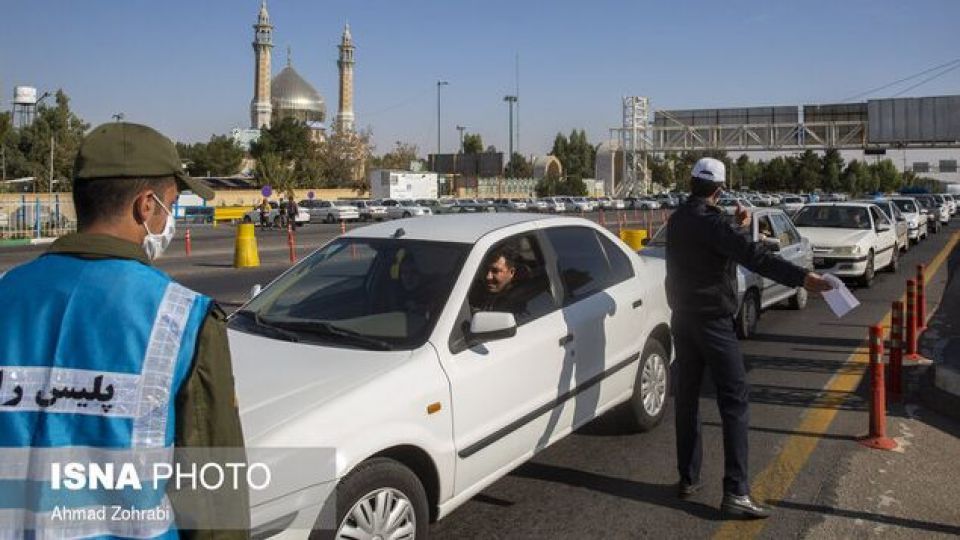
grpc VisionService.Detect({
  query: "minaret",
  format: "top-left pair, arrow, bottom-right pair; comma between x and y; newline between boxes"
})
250,0 -> 273,129
336,23 -> 355,132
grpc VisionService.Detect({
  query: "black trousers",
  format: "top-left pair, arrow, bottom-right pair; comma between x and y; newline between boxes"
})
672,312 -> 750,496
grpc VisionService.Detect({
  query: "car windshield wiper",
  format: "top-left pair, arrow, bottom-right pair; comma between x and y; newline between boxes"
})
234,310 -> 300,343
259,318 -> 394,351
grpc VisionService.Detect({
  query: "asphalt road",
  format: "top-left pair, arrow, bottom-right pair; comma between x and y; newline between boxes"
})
1,211 -> 956,539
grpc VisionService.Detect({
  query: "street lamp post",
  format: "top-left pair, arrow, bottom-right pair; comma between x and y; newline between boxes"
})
436,80 -> 449,158
503,95 -> 518,177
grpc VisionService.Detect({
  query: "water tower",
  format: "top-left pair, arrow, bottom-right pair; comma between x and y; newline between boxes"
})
13,86 -> 38,127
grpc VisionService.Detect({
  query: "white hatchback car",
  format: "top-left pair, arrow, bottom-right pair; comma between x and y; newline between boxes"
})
793,203 -> 899,287
229,214 -> 673,539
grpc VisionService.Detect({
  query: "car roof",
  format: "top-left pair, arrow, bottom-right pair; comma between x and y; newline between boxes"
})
802,202 -> 878,209
342,213 -> 576,243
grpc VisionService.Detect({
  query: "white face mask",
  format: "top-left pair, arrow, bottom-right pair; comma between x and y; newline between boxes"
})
142,194 -> 175,261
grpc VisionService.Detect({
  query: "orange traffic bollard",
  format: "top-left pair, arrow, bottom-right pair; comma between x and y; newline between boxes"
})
859,325 -> 897,450
904,279 -> 928,363
185,229 -> 192,257
888,301 -> 904,401
287,225 -> 297,264
916,264 -> 927,331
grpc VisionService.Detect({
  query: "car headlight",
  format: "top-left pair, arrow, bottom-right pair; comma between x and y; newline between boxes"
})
832,245 -> 860,256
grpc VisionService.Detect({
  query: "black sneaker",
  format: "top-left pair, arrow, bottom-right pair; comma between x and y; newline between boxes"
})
676,481 -> 703,499
720,493 -> 771,519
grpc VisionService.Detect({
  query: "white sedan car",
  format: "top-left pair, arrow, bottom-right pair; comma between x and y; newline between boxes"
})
541,197 -> 567,213
793,202 -> 899,287
228,214 -> 673,539
381,198 -> 433,219
890,197 -> 928,244
300,199 -> 360,223
244,201 -> 310,227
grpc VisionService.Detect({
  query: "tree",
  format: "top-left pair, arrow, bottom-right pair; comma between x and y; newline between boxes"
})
649,154 -> 676,189
794,150 -> 822,193
1,90 -> 89,191
760,157 -> 792,192
504,152 -> 532,178
871,159 -> 901,193
177,135 -> 244,177
372,141 -> 420,170
821,148 -> 844,193
550,129 -> 595,181
316,127 -> 373,193
462,133 -> 483,154
255,152 -> 296,193
250,117 -> 314,163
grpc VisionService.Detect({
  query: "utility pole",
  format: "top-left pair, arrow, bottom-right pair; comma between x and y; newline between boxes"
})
503,95 -> 517,177
456,125 -> 466,153
49,136 -> 55,195
436,80 -> 449,158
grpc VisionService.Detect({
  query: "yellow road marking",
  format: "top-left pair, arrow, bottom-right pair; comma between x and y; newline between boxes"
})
714,231 -> 960,539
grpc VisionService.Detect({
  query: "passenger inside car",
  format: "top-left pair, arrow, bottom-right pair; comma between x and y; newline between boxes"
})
758,216 -> 774,239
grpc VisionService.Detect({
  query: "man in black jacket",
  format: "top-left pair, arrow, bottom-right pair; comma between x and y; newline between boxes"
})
666,158 -> 832,518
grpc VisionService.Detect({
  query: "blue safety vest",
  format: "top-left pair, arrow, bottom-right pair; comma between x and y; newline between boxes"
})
0,253 -> 211,539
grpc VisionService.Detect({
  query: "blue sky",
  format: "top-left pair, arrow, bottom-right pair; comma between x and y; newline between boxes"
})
2,0 -> 958,157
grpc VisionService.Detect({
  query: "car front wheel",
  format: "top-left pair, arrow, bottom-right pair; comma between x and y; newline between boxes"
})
735,289 -> 760,339
624,339 -> 670,432
315,458 -> 428,540
859,251 -> 875,287
886,245 -> 899,273
788,285 -> 808,310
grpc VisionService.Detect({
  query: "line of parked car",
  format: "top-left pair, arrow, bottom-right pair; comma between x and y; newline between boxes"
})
254,194 -> 688,227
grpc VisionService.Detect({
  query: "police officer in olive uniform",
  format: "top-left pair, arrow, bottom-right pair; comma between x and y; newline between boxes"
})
666,158 -> 832,518
0,123 -> 249,538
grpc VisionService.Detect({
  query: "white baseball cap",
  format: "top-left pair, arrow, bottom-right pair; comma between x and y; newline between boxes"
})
692,157 -> 726,183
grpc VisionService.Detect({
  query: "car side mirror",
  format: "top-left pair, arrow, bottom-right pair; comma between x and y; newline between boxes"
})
250,284 -> 262,299
761,237 -> 781,251
876,223 -> 892,232
468,312 -> 517,344
640,237 -> 650,247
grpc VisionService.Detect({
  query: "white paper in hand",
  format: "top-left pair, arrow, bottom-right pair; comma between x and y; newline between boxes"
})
821,274 -> 860,318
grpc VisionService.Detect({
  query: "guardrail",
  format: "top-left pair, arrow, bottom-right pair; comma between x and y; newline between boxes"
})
214,206 -> 253,223
0,197 -> 76,244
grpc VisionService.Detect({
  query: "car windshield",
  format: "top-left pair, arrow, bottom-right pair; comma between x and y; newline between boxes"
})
399,200 -> 419,207
793,206 -> 871,229
784,197 -> 802,203
892,199 -> 918,213
229,238 -> 470,350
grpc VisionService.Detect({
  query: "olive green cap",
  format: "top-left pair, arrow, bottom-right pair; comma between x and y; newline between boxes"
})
73,122 -> 214,200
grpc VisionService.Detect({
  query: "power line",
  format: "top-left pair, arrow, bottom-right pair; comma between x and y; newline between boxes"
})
890,61 -> 960,97
838,57 -> 960,102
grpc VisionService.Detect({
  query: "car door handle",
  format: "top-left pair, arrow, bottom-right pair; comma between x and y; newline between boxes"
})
559,334 -> 574,347
632,299 -> 643,309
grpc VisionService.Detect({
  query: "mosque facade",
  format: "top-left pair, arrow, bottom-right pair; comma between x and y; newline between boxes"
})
238,1 -> 355,149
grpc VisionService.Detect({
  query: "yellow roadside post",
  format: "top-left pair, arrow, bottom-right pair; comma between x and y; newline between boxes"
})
619,229 -> 648,251
233,223 -> 260,268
